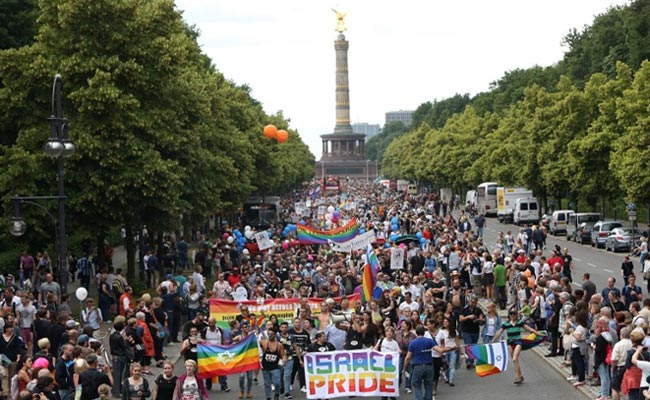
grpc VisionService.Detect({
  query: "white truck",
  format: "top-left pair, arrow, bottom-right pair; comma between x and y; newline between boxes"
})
496,187 -> 533,223
397,179 -> 410,192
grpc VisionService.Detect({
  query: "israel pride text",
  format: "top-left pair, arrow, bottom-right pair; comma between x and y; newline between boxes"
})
304,349 -> 399,399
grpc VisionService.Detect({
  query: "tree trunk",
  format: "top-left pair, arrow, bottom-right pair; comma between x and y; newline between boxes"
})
125,224 -> 135,281
156,231 -> 164,259
95,232 -> 106,271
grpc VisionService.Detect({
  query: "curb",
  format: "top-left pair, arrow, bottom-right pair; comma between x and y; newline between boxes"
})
477,299 -> 597,399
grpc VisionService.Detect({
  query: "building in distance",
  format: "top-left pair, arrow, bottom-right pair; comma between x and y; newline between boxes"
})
352,122 -> 381,140
385,110 -> 414,129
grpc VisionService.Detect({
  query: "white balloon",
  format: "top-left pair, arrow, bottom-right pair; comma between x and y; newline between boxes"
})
244,230 -> 254,239
245,225 -> 252,232
242,249 -> 250,255
227,236 -> 235,244
75,287 -> 88,301
327,205 -> 335,213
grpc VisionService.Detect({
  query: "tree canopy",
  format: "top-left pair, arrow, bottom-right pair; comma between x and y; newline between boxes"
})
0,0 -> 314,274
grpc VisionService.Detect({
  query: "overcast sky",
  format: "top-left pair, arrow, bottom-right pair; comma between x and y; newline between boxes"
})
174,0 -> 629,158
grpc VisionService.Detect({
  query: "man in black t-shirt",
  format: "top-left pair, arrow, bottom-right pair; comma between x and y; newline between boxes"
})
307,332 -> 335,353
458,296 -> 485,369
622,256 -> 635,286
79,354 -> 112,400
288,318 -> 310,393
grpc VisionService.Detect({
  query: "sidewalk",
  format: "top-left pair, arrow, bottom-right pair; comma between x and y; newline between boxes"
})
65,245 -> 183,367
477,299 -> 597,399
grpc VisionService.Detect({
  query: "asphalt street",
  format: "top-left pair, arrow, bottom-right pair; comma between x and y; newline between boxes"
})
169,349 -> 582,400
481,217 -> 643,294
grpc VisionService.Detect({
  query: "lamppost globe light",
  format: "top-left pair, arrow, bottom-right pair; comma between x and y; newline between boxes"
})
9,218 -> 27,236
44,138 -> 64,158
62,140 -> 76,158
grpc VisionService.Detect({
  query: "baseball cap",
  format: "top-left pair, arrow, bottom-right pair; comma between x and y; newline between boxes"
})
66,320 -> 77,329
166,274 -> 173,280
78,334 -> 90,344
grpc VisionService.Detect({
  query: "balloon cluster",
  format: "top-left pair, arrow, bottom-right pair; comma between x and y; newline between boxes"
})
223,226 -> 257,251
263,124 -> 289,143
390,216 -> 398,232
282,224 -> 298,238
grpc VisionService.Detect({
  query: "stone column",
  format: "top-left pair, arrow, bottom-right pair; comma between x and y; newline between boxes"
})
334,34 -> 353,134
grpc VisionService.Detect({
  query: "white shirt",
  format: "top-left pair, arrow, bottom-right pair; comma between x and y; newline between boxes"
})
82,307 -> 102,330
16,303 -> 36,329
399,300 -> 419,314
379,337 -> 400,353
232,286 -> 248,301
424,329 -> 446,358
204,327 -> 223,344
483,261 -> 494,275
192,272 -> 205,293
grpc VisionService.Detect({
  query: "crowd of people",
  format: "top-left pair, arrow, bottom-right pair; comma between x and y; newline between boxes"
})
1,179 -> 650,400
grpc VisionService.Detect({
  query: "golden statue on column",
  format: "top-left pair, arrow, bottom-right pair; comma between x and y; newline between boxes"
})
332,8 -> 347,33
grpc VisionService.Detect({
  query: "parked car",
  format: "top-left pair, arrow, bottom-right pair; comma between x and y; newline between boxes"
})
591,220 -> 623,248
550,210 -> 574,236
567,213 -> 601,244
606,227 -> 641,252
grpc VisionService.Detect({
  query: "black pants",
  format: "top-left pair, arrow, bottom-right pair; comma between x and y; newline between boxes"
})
291,358 -> 305,388
432,357 -> 443,383
548,328 -> 561,355
495,286 -> 507,309
571,347 -> 585,383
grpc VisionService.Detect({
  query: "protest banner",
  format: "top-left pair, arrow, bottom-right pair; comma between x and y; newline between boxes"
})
304,349 -> 399,399
390,248 -> 404,270
255,231 -> 274,250
328,230 -> 376,253
209,294 -> 361,333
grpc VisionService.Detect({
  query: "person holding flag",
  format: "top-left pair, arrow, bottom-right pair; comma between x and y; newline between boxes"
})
492,309 -> 545,384
362,244 -> 380,303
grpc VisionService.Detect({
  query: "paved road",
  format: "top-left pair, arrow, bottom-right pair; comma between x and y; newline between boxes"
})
171,347 -> 581,400
482,217 -> 641,293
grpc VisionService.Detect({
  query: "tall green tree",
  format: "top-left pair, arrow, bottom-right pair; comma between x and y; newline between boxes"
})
0,0 -> 39,50
611,60 -> 650,206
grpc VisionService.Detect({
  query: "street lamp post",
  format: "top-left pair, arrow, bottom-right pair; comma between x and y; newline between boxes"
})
10,74 -> 75,293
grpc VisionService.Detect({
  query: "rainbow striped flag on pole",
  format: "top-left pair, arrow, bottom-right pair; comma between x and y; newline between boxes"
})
465,341 -> 508,377
362,243 -> 380,303
197,334 -> 261,378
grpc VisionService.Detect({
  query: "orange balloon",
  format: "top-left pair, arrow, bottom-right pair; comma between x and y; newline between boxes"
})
276,129 -> 289,143
263,124 -> 278,139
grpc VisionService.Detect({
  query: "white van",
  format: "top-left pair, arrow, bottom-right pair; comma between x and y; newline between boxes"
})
566,212 -> 601,244
550,210 -> 574,236
513,197 -> 540,225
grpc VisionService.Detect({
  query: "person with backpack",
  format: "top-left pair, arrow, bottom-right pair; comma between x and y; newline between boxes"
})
54,344 -> 75,400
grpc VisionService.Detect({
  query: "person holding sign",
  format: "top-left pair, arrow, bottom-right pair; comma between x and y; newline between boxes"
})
375,326 -> 400,400
259,327 -> 287,400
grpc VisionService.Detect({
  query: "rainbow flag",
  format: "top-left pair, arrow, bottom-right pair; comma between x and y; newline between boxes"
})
297,218 -> 359,245
465,341 -> 508,377
516,331 -> 548,350
198,333 -> 260,378
362,243 -> 380,303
